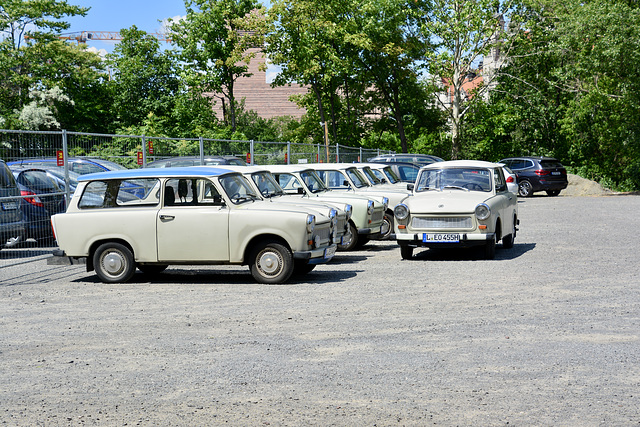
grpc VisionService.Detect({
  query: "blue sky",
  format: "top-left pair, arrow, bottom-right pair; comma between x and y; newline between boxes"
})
65,0 -> 187,54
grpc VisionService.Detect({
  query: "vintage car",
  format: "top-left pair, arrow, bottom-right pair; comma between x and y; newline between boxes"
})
50,167 -> 338,284
263,164 -> 386,250
218,165 -> 353,247
394,160 -> 519,260
308,163 -> 411,240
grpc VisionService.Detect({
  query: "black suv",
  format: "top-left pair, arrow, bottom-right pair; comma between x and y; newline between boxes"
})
368,153 -> 443,166
145,155 -> 246,168
499,156 -> 568,197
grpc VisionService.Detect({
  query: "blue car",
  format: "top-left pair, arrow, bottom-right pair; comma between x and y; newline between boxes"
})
8,157 -> 129,175
10,166 -> 66,244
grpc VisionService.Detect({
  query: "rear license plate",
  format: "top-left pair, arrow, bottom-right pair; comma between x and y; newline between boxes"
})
1,201 -> 18,210
422,233 -> 460,243
551,171 -> 561,175
324,245 -> 337,259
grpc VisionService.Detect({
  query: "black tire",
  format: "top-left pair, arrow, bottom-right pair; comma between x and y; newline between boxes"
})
380,212 -> 394,239
546,190 -> 561,196
400,245 -> 413,260
137,264 -> 168,275
249,241 -> 294,284
292,260 -> 316,277
481,237 -> 496,260
93,242 -> 136,283
502,216 -> 517,249
338,222 -> 359,251
518,180 -> 533,197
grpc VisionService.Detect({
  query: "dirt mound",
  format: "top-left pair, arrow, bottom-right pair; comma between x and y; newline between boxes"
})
563,174 -> 614,196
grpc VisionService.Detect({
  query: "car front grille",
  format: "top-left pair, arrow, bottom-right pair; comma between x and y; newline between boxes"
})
371,209 -> 384,223
412,216 -> 472,229
315,225 -> 331,243
337,217 -> 346,235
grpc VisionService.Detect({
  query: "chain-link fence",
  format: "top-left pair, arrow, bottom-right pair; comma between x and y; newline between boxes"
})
0,129 -> 392,269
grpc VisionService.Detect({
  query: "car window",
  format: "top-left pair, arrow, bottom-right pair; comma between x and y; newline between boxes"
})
79,179 -> 159,208
416,168 -> 491,192
317,170 -> 350,189
540,159 -> 564,168
345,168 -> 369,188
381,167 -> 400,184
70,162 -> 105,175
493,168 -> 507,192
361,167 -> 381,184
218,174 -> 259,204
164,178 -> 222,205
0,163 -> 17,188
300,171 -> 327,193
251,172 -> 283,197
17,170 -> 59,192
396,165 -> 419,182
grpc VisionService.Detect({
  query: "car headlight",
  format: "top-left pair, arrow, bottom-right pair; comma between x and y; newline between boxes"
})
475,203 -> 491,221
367,200 -> 374,215
344,204 -> 353,220
329,208 -> 337,228
382,197 -> 389,210
306,214 -> 316,233
394,203 -> 409,221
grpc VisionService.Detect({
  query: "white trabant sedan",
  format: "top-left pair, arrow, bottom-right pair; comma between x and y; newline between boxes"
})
50,167 -> 337,284
394,160 -> 519,260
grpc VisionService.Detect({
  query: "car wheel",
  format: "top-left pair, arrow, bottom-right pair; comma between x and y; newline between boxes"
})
518,180 -> 533,197
137,264 -> 168,275
338,222 -> 359,251
481,237 -> 496,260
380,212 -> 394,239
292,260 -> 316,277
400,245 -> 413,260
546,190 -> 561,196
93,242 -> 136,283
249,241 -> 294,284
502,217 -> 516,249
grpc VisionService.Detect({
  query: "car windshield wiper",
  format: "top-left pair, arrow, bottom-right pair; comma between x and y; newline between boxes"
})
443,185 -> 470,192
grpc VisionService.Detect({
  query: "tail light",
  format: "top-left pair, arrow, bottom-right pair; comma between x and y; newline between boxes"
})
535,169 -> 550,176
506,176 -> 515,183
21,190 -> 44,207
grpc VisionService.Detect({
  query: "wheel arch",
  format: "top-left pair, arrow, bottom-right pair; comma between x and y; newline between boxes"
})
87,238 -> 135,272
243,234 -> 291,265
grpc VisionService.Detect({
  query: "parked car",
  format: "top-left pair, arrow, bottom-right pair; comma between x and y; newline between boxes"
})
499,164 -> 518,194
10,166 -> 66,244
220,165 -> 353,249
368,153 -> 444,166
309,163 -> 411,240
264,164 -> 386,250
50,167 -> 337,284
499,156 -> 568,197
357,164 -> 409,190
394,160 -> 519,260
8,157 -> 129,175
0,160 -> 25,248
145,155 -> 246,168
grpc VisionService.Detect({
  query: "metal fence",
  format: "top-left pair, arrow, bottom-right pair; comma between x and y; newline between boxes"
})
0,129 -> 391,269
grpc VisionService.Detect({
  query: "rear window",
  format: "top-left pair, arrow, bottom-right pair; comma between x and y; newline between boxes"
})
17,170 -> 58,192
540,160 -> 564,168
0,163 -> 17,188
79,179 -> 160,208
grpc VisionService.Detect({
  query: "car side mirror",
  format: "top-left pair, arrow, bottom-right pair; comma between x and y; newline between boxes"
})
343,180 -> 350,187
407,183 -> 415,191
297,187 -> 305,195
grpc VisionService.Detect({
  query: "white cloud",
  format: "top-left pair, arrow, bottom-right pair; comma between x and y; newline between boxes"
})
86,46 -> 108,58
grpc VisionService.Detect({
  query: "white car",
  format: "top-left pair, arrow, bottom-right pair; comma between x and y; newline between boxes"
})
394,160 -> 519,260
263,164 -> 386,250
306,163 -> 411,240
50,167 -> 337,284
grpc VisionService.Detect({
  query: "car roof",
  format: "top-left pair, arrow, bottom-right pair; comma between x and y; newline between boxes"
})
500,156 -> 558,161
421,160 -> 503,170
77,166 -> 238,182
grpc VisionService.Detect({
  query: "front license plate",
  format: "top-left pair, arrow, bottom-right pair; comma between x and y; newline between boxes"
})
1,201 -> 18,210
324,245 -> 337,259
422,233 -> 460,243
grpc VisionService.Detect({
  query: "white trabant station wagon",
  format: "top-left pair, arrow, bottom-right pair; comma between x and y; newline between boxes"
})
50,167 -> 337,284
394,160 -> 519,260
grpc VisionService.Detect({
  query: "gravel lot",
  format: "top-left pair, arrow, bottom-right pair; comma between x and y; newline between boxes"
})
1,194 -> 639,426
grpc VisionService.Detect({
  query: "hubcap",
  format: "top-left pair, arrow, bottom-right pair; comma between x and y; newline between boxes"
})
102,251 -> 125,276
257,250 -> 282,276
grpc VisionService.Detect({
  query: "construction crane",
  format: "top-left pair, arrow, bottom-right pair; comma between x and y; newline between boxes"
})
26,31 -> 172,44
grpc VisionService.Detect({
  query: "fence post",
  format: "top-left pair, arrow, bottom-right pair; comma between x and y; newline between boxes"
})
142,135 -> 147,168
199,137 -> 204,165
336,143 -> 339,163
360,147 -> 363,163
287,142 -> 291,165
62,129 -> 71,207
250,140 -> 254,165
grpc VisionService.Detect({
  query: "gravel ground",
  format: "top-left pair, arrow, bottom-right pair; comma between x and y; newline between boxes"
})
1,194 -> 639,426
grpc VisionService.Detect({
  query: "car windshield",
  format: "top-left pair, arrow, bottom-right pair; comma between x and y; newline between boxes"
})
251,172 -> 285,198
345,168 -> 369,188
361,167 -> 382,185
300,171 -> 328,193
219,174 -> 259,204
381,167 -> 400,184
415,167 -> 492,193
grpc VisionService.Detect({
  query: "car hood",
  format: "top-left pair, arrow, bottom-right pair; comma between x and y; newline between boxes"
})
405,191 -> 492,214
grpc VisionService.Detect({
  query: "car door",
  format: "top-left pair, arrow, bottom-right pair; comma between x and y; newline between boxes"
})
492,168 -> 514,238
156,178 -> 230,262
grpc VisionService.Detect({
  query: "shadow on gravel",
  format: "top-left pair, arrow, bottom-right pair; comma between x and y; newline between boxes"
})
330,254 -> 368,265
71,266 -> 359,286
411,242 -> 536,261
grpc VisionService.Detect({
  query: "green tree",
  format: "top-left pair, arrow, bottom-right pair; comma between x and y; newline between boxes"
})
169,0 -> 267,132
106,26 -> 180,131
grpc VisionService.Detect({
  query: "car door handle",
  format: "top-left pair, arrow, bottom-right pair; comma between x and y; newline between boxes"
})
160,215 -> 175,221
